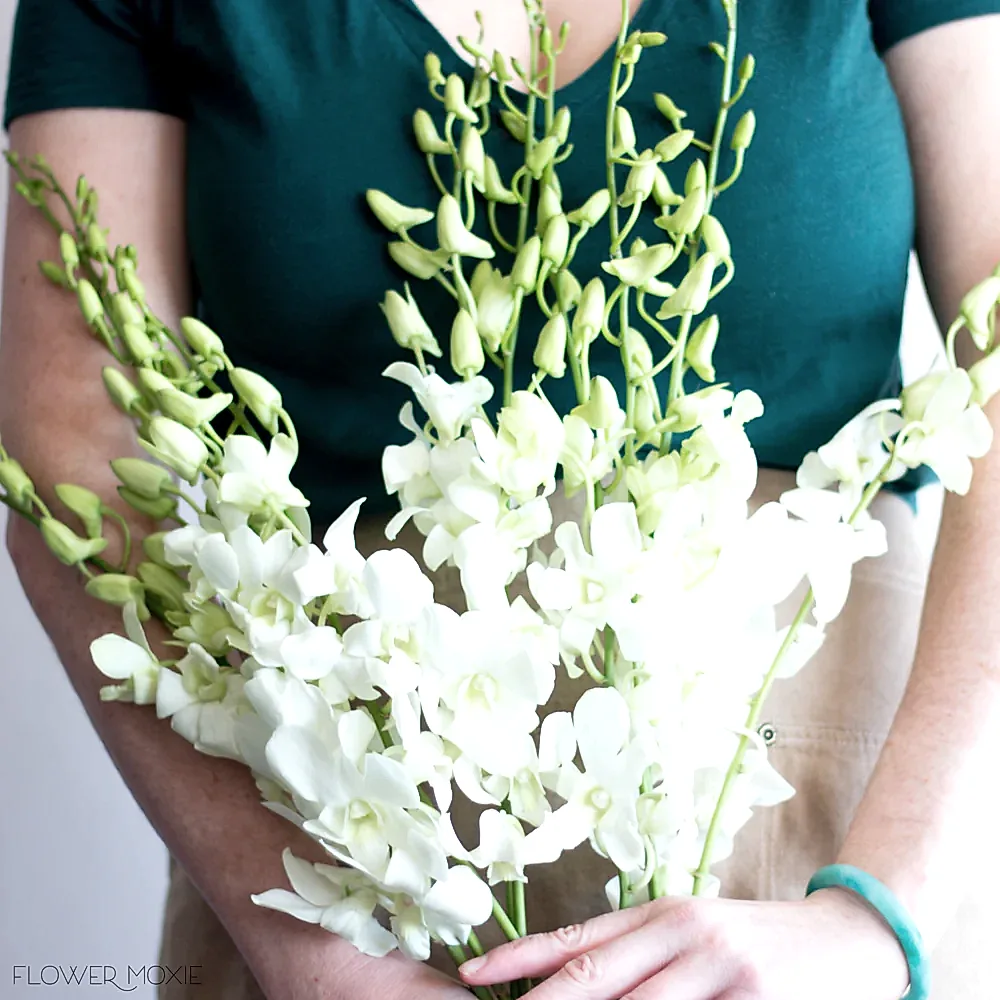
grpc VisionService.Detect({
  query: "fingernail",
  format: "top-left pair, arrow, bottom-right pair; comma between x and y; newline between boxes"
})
460,956 -> 486,977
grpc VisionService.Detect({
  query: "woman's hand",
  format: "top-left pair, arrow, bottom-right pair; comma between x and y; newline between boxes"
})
459,890 -> 910,1000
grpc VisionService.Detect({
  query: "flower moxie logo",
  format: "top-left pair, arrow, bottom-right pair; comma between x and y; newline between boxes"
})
11,965 -> 203,990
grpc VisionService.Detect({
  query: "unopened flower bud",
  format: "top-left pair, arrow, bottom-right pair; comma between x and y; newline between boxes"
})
229,368 -> 282,433
118,487 -> 179,520
450,309 -> 485,378
77,279 -> 104,326
572,278 -> 607,349
40,516 -> 108,566
969,349 -> 1000,406
500,109 -> 528,144
112,457 -> 174,500
470,261 -> 493,300
699,215 -> 731,258
654,130 -> 694,163
444,74 -> 478,123
602,243 -> 675,289
140,417 -> 208,485
541,214 -> 570,267
413,108 -> 451,155
120,269 -> 146,305
634,384 -> 658,437
138,368 -> 174,398
512,235 -> 542,291
459,125 -> 487,189
424,52 -> 446,87
663,384 -> 734,433
159,388 -> 233,429
686,314 -> 720,382
685,160 -> 707,195
86,222 -> 108,260
657,185 -> 707,237
534,313 -> 568,378
0,457 -> 35,508
54,483 -> 104,537
619,150 -> 659,207
468,73 -> 492,109
567,189 -> 611,228
555,270 -> 582,312
572,376 -> 621,430
731,110 -> 757,151
483,158 -> 518,204
142,532 -> 172,568
102,367 -> 144,415
137,561 -> 187,610
366,189 -> 434,233
59,232 -> 79,270
551,107 -> 572,145
122,322 -> 157,363
612,107 -> 637,156
620,41 -> 641,66
39,261 -> 70,288
180,317 -> 225,359
638,30 -> 668,47
537,185 -> 563,232
110,292 -> 142,329
86,573 -> 149,619
739,53 -> 756,82
526,135 -> 561,179
492,51 -> 512,83
654,93 -> 687,129
381,285 -> 442,357
657,253 -> 719,319
652,168 -> 682,208
388,241 -> 450,280
959,275 -> 1000,351
623,327 -> 654,381
437,194 -> 495,258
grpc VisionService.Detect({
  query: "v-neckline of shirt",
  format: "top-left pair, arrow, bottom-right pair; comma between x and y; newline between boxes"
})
378,0 -> 663,108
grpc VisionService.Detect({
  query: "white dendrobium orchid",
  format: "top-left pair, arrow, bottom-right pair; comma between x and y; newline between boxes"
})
90,601 -> 160,704
779,487 -> 888,624
383,362 -> 493,443
895,369 -> 993,495
560,413 -> 628,498
251,848 -> 398,957
218,433 -> 309,513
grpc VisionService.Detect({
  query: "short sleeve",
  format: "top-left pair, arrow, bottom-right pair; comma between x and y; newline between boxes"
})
869,0 -> 1000,55
4,0 -> 183,129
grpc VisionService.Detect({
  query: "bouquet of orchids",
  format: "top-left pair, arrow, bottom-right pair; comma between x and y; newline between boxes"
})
3,0 -> 1000,996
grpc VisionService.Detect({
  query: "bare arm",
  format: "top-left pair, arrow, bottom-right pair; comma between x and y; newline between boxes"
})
837,14 -> 1000,946
0,109 -> 464,1000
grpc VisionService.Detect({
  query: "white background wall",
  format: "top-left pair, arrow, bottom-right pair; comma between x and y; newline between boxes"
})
0,1 -> 946,995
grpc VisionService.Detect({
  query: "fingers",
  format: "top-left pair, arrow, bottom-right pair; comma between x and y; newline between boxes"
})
620,954 -> 730,1000
460,901 -> 658,984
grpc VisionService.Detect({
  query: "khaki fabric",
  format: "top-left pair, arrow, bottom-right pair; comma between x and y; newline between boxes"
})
158,469 -> 995,997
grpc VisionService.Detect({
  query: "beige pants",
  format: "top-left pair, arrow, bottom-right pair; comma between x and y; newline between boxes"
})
158,469 -> 995,997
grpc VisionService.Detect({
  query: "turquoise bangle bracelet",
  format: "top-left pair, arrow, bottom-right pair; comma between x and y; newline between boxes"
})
806,864 -> 929,1000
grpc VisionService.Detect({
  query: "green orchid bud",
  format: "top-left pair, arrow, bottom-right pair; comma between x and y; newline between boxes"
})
526,135 -> 561,179
142,531 -> 172,568
654,93 -> 687,129
458,125 -> 487,189
651,167 -> 682,208
534,312 -> 568,378
76,279 -> 104,326
118,486 -> 178,520
444,74 -> 478,123
86,573 -> 149,619
638,30 -> 668,46
138,367 -> 174,398
54,483 -> 104,537
120,268 -> 146,305
121,322 -> 157,363
567,189 -> 611,228
551,106 -> 572,145
512,235 -> 542,292
475,270 -> 516,352
634,384 -> 658,438
699,215 -> 731,258
413,108 -> 451,155
139,417 -> 209,485
0,457 -> 35,509
612,107 -> 637,157
572,376 -> 621,430
685,160 -> 707,195
645,276 -> 677,298
618,151 -> 659,208
229,368 -> 282,433
468,73 -> 492,110
39,261 -> 71,288
539,25 -> 554,56
436,194 -> 495,259
380,285 -> 442,357
959,275 -> 1000,351
731,110 -> 757,151
470,261 -> 494,300
657,253 -> 719,319
541,214 -> 570,267
180,317 -> 225,359
623,327 -> 654,381
450,309 -> 485,378
102,367 -> 144,415
500,109 -> 528,144
388,241 -> 451,280
620,41 -> 642,66
86,222 -> 108,260
572,278 -> 607,350
601,243 -> 675,289
656,185 -> 707,237
40,517 -> 108,566
654,130 -> 695,163
686,314 -> 720,382
59,232 -> 79,271
366,190 -> 434,233
739,53 -> 756,82
158,388 -> 233,429
483,157 -> 518,205
537,185 -> 563,232
112,457 -> 174,500
137,561 -> 187,610
110,291 -> 142,329
424,52 -> 446,87
555,270 -> 582,312
969,349 -> 1000,406
492,51 -> 512,83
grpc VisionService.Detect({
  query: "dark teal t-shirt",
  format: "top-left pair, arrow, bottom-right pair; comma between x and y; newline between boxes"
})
6,1 -> 1000,525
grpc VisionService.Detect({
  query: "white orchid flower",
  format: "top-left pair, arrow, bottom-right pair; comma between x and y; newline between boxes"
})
251,848 -> 398,958
895,369 -> 993,495
559,413 -> 628,498
90,601 -> 160,704
218,433 -> 308,513
383,362 -> 493,443
779,487 -> 888,624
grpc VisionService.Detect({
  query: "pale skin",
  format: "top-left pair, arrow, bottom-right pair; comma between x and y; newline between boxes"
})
2,4 -> 999,1000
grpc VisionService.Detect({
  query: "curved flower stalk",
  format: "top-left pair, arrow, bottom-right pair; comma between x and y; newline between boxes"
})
3,0 -> 1000,996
